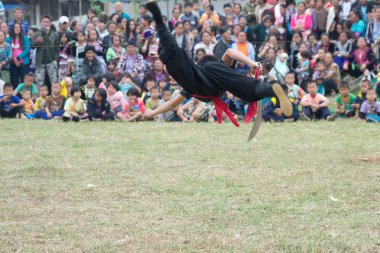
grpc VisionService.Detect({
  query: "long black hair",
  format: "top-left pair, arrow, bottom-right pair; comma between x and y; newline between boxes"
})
10,22 -> 25,49
125,19 -> 138,43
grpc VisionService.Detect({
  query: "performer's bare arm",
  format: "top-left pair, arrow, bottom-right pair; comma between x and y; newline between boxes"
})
222,48 -> 258,70
143,94 -> 187,118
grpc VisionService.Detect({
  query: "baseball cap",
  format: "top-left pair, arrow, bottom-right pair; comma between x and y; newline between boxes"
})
59,16 -> 69,24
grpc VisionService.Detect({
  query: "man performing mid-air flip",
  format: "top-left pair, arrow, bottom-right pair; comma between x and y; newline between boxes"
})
143,0 -> 292,140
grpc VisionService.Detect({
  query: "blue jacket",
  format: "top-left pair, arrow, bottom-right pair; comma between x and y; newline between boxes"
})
6,36 -> 30,65
8,20 -> 30,37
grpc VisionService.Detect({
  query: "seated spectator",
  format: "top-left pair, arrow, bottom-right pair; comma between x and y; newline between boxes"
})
34,85 -> 49,113
227,93 -> 247,121
0,30 -> 12,83
360,88 -> 380,122
87,88 -> 115,121
352,78 -> 371,118
87,29 -> 106,68
97,18 -> 109,42
320,33 -> 335,54
258,34 -> 280,60
213,26 -> 231,60
107,81 -> 127,121
140,31 -> 159,69
7,22 -> 30,89
238,16 -> 254,42
263,85 -> 300,122
177,98 -> 213,122
103,22 -> 118,48
333,31 -> 352,69
308,33 -> 321,56
0,83 -> 24,118
172,22 -> 192,58
349,9 -> 366,37
145,86 -> 160,110
63,86 -> 88,122
193,31 -> 216,56
231,24 -> 241,43
35,83 -> 65,120
119,73 -> 142,97
157,89 -> 180,122
107,59 -> 119,78
290,2 -> 312,41
194,48 -> 206,64
285,72 -> 304,106
343,37 -> 375,78
324,53 -> 340,95
366,7 -> 380,45
296,51 -> 311,87
13,73 -> 37,100
300,81 -> 336,121
81,75 -> 97,101
231,31 -> 255,75
125,19 -> 139,45
335,82 -> 356,118
106,34 -> 125,63
124,87 -> 145,122
117,41 -> 145,85
145,59 -> 169,85
20,90 -> 35,120
312,60 -> 329,95
79,46 -> 106,85
98,72 -> 116,91
269,51 -> 289,82
141,79 -> 156,103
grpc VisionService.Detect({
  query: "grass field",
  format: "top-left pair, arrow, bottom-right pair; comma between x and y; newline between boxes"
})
0,120 -> 379,252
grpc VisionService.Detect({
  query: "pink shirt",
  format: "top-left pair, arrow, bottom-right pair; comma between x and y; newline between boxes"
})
290,13 -> 312,31
11,39 -> 23,63
301,93 -> 327,105
107,91 -> 125,110
124,98 -> 145,113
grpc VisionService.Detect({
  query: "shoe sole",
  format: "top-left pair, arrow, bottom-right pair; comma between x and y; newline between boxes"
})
272,84 -> 293,117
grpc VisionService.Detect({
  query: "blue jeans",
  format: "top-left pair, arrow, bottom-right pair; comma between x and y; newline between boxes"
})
366,114 -> 380,122
35,110 -> 64,120
10,63 -> 30,89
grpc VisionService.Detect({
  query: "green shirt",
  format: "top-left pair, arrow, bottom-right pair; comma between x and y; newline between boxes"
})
336,93 -> 355,110
15,83 -> 38,95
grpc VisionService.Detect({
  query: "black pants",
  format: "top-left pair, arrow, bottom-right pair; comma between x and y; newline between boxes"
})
0,105 -> 23,118
150,2 -> 275,102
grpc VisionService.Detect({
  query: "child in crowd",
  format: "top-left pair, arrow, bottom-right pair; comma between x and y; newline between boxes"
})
300,81 -> 336,121
352,79 -> 371,118
263,84 -> 300,122
227,92 -> 247,121
360,88 -> 380,122
35,83 -> 65,120
63,86 -> 88,122
61,76 -> 74,98
13,73 -> 37,100
107,59 -> 119,78
34,85 -> 49,112
312,60 -> 329,95
87,88 -> 115,121
157,89 -> 180,122
0,83 -> 24,118
107,81 -> 127,121
285,72 -> 304,105
98,72 -> 116,90
141,79 -> 155,103
335,82 -> 356,117
296,51 -> 311,86
119,73 -> 141,97
20,90 -> 35,120
158,78 -> 170,91
177,98 -> 213,122
124,88 -> 145,122
145,86 -> 160,110
80,75 -> 98,101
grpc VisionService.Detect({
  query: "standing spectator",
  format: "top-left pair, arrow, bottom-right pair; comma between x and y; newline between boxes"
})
106,34 -> 125,63
96,18 -> 109,42
58,32 -> 74,81
103,22 -> 117,48
238,16 -> 254,42
125,19 -> 138,45
0,31 -> 12,83
1,22 -> 9,39
82,8 -> 97,28
8,8 -> 29,36
366,6 -> 380,44
117,41 -> 145,85
181,2 -> 198,29
173,22 -> 192,58
341,0 -> 355,21
7,23 -> 30,88
116,16 -> 128,37
72,31 -> 86,86
31,15 -> 59,87
324,52 -> 340,95
213,26 -> 231,60
199,4 -> 220,27
343,37 -> 375,78
349,9 -> 366,37
351,0 -> 374,24
312,0 -> 329,37
58,16 -> 73,38
193,31 -> 216,56
255,0 -> 273,24
232,3 -> 243,25
169,8 -> 182,32
113,1 -> 130,21
87,29 -> 106,68
79,46 -> 106,85
290,2 -> 312,41
69,20 -> 82,34
252,16 -> 273,47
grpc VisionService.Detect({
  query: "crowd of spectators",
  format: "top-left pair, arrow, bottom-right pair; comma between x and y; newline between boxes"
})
0,0 -> 379,123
